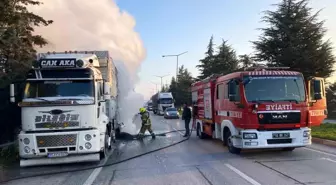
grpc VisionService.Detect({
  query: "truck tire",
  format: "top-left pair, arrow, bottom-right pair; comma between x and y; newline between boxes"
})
224,130 -> 241,154
197,123 -> 205,139
100,132 -> 109,159
115,127 -> 121,139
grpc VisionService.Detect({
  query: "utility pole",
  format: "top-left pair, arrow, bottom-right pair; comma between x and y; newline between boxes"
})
162,51 -> 188,82
155,75 -> 169,92
151,82 -> 159,93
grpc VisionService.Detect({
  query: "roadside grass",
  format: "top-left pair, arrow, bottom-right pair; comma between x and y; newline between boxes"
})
311,123 -> 336,141
0,143 -> 19,169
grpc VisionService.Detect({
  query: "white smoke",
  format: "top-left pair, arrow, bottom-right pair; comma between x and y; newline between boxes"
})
115,61 -> 144,135
31,0 -> 146,134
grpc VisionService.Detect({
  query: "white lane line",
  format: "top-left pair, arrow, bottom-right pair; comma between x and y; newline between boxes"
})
83,145 -> 115,185
83,167 -> 103,185
303,147 -> 336,158
321,158 -> 336,163
172,127 -> 184,136
225,163 -> 261,185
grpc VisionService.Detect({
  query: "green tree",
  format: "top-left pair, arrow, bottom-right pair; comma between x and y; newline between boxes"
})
160,84 -> 169,92
252,0 -> 335,78
168,76 -> 178,101
166,66 -> 193,106
238,54 -> 257,69
197,35 -> 215,80
0,0 -> 53,87
213,39 -> 239,75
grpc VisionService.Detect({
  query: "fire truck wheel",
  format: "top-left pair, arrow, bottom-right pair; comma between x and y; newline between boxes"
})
197,123 -> 205,139
225,130 -> 241,154
100,133 -> 109,159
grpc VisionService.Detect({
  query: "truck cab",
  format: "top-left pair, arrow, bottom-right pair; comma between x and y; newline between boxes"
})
10,51 -> 117,167
192,67 -> 326,154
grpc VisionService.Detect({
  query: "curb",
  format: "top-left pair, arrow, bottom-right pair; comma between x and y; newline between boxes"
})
312,137 -> 336,148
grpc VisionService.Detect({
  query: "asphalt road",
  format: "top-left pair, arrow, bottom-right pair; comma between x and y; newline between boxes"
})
2,113 -> 336,185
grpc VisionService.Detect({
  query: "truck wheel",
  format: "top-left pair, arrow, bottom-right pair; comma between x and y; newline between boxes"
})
282,147 -> 295,151
197,123 -> 205,139
115,128 -> 121,139
225,130 -> 241,154
100,133 -> 109,159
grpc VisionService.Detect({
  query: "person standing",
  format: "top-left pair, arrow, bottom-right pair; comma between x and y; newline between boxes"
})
182,103 -> 192,137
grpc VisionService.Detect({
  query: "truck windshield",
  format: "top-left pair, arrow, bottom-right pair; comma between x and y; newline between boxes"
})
24,80 -> 94,98
243,76 -> 305,102
160,98 -> 173,104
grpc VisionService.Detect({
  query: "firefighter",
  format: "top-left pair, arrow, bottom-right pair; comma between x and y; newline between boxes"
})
138,107 -> 156,139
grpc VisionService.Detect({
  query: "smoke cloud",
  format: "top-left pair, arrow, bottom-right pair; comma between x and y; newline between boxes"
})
31,0 -> 146,134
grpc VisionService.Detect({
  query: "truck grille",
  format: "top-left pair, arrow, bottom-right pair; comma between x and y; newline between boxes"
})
35,121 -> 79,129
36,134 -> 77,147
258,112 -> 301,124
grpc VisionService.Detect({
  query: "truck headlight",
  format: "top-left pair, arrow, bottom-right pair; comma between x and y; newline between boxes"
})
166,112 -> 170,115
85,142 -> 92,149
24,146 -> 30,153
85,134 -> 92,141
303,130 -> 310,137
243,133 -> 257,139
23,138 -> 30,145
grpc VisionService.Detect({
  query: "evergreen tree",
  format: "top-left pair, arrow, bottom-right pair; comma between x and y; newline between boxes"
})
0,0 -> 53,87
197,35 -> 215,80
238,54 -> 256,69
252,0 -> 335,78
166,66 -> 193,106
213,39 -> 239,75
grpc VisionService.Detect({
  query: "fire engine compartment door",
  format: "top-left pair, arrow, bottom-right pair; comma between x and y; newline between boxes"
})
203,88 -> 212,119
307,77 -> 327,126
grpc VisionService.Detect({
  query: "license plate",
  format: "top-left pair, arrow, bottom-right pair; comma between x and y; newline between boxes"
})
272,133 -> 290,138
47,152 -> 68,158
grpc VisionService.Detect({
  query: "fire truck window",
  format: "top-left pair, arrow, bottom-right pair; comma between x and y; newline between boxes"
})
228,81 -> 240,102
310,80 -> 314,101
216,83 -> 225,99
224,84 -> 228,99
244,76 -> 305,102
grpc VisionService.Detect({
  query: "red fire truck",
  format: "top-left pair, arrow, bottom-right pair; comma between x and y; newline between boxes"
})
191,67 -> 327,154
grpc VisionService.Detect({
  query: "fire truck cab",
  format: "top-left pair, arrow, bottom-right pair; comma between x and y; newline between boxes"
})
191,67 -> 326,154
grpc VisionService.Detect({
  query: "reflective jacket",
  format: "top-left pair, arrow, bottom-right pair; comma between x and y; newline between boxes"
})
140,111 -> 151,125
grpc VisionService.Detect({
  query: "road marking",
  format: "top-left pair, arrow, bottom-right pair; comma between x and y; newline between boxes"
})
304,147 -> 336,158
321,158 -> 336,163
83,167 -> 103,185
172,127 -> 184,136
225,163 -> 261,185
82,147 -> 114,185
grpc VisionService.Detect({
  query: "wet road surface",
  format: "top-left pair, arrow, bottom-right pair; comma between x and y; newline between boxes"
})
2,113 -> 336,185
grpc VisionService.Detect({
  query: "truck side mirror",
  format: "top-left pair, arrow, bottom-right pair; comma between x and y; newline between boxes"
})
313,79 -> 322,100
10,84 -> 15,103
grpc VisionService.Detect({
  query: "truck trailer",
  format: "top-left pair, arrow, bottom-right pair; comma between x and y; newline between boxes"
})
10,50 -> 121,167
151,92 -> 175,115
191,67 -> 327,154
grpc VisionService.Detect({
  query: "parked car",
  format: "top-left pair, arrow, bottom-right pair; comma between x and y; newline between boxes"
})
164,107 -> 180,119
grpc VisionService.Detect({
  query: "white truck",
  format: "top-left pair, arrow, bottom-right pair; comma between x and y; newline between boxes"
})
151,92 -> 175,115
9,50 -> 121,167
